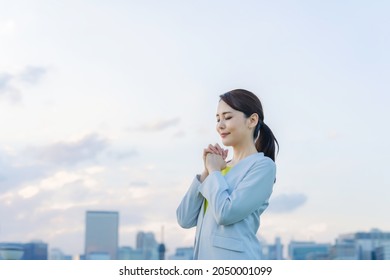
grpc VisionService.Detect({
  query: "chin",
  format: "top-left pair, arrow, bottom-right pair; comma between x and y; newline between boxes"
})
221,139 -> 233,147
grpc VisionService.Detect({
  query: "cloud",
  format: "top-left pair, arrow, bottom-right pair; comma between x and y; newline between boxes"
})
0,134 -> 138,193
26,133 -> 109,166
19,66 -> 47,85
0,168 -> 151,252
0,156 -> 186,255
0,73 -> 12,90
129,181 -> 149,187
267,193 -> 307,213
0,73 -> 21,103
0,150 -> 48,191
0,66 -> 48,103
106,149 -> 138,160
135,117 -> 181,132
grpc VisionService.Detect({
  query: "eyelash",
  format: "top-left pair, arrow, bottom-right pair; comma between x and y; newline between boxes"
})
217,117 -> 232,122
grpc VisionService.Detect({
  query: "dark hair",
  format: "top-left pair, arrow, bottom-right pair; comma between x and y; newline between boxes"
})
219,89 -> 279,161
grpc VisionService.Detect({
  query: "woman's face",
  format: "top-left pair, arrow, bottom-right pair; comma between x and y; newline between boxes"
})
216,100 -> 255,147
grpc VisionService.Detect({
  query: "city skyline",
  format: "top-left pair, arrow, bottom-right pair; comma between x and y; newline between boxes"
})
1,1 -> 389,256
2,226 -> 389,260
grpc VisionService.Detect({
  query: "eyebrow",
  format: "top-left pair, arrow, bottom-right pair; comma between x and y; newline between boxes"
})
216,111 -> 233,117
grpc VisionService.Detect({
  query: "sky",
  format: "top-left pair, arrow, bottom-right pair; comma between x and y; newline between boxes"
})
1,0 -> 389,258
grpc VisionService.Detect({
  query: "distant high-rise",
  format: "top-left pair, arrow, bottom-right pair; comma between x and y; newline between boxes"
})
375,243 -> 390,260
168,247 -> 194,260
118,246 -> 144,260
136,231 -> 158,260
85,211 -> 119,260
50,248 -> 72,260
261,237 -> 284,260
158,226 -> 166,260
22,241 -> 48,260
336,228 -> 390,260
288,241 -> 331,260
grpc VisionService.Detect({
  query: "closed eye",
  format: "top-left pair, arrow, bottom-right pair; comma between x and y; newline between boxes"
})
216,116 -> 232,122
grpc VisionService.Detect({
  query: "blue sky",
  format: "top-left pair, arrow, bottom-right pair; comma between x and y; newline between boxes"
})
1,0 -> 389,257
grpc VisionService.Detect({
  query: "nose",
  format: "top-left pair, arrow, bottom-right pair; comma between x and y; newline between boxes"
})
217,119 -> 225,130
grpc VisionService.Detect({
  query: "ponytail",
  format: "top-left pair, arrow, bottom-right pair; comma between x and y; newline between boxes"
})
255,121 -> 279,162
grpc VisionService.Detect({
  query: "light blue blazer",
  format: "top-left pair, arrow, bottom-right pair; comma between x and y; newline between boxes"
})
176,152 -> 276,260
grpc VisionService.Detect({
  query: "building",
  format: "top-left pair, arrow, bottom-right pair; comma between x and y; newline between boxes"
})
136,231 -> 159,260
168,247 -> 194,260
329,243 -> 359,260
261,237 -> 284,260
288,241 -> 331,260
49,248 -> 72,260
22,241 -> 48,260
86,252 -> 111,260
0,243 -> 25,260
374,243 -> 390,260
336,228 -> 390,260
118,246 -> 144,260
84,210 -> 119,260
158,243 -> 166,260
0,241 -> 48,260
158,226 -> 166,260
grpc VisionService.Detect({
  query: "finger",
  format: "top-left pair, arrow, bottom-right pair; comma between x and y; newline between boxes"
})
219,148 -> 226,159
214,143 -> 224,155
203,148 -> 218,162
203,148 -> 212,159
224,149 -> 229,159
208,144 -> 219,154
204,147 -> 215,155
214,144 -> 223,156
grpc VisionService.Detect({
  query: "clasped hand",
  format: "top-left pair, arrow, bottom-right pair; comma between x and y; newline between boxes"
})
203,143 -> 228,173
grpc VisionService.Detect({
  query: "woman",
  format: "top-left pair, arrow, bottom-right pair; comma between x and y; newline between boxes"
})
176,89 -> 279,260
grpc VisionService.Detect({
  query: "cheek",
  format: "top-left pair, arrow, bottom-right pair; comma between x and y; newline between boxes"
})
225,120 -> 234,131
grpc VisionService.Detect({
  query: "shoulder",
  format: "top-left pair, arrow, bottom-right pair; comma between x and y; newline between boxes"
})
230,153 -> 276,177
252,153 -> 276,168
249,153 -> 276,178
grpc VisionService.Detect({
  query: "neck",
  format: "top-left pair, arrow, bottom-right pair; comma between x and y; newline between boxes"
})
230,142 -> 258,166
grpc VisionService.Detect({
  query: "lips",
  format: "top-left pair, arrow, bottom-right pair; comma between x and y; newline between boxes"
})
220,133 -> 230,138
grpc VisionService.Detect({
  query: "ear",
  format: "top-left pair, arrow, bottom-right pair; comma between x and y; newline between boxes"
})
248,113 -> 259,129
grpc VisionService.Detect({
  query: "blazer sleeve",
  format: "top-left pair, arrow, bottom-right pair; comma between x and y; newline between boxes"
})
176,175 -> 204,229
198,159 -> 276,226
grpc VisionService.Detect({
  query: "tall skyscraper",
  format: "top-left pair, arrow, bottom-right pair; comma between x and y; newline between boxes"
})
84,211 -> 119,260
